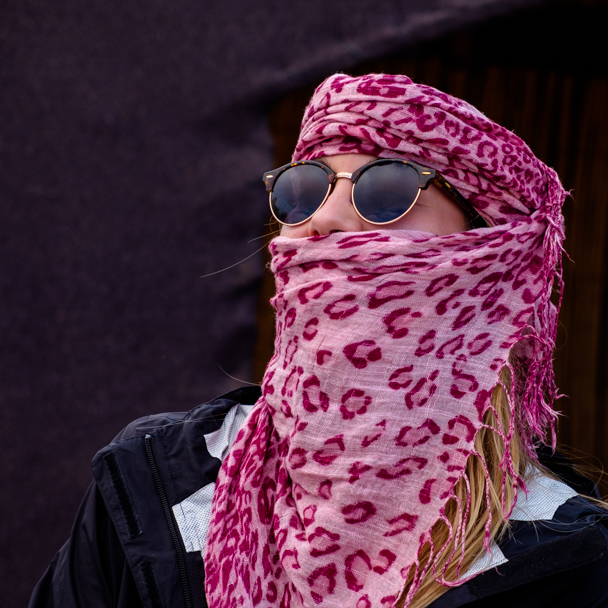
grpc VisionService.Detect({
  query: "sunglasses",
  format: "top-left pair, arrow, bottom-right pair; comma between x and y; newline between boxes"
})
263,158 -> 487,229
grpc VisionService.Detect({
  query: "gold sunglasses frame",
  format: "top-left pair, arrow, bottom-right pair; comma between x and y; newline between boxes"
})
263,158 -> 487,229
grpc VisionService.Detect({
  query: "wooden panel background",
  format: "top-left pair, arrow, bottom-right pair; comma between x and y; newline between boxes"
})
254,0 -> 608,490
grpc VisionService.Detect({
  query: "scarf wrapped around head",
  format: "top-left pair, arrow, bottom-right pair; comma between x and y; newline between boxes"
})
204,74 -> 567,608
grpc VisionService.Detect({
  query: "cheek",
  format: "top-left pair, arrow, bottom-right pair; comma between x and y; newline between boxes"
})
280,224 -> 309,239
433,202 -> 468,235
386,189 -> 467,236
383,208 -> 433,233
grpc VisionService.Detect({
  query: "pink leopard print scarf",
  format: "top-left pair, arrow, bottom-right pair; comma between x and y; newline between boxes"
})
204,74 -> 567,608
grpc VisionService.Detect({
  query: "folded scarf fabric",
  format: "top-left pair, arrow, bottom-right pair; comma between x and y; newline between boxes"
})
204,74 -> 567,608
295,73 -> 563,226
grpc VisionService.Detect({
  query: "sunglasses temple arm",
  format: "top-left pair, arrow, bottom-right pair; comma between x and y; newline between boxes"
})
431,175 -> 487,225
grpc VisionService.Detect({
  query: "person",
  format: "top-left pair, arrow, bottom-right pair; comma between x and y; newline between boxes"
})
30,73 -> 608,608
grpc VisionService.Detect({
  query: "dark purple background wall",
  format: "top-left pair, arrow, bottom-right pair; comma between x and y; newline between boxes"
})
1,1 -> 549,605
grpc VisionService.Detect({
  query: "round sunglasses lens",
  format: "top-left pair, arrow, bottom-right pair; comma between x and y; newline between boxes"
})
354,162 -> 420,223
271,165 -> 329,225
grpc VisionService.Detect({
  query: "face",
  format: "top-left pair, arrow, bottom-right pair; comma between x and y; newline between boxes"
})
279,154 -> 468,239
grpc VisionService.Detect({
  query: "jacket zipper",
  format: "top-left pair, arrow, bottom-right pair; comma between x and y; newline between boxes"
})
145,434 -> 193,608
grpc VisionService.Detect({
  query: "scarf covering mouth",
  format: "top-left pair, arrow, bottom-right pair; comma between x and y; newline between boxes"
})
205,74 -> 567,608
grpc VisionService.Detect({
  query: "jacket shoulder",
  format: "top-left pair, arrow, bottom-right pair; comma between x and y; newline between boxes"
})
84,385 -> 261,608
110,385 -> 262,443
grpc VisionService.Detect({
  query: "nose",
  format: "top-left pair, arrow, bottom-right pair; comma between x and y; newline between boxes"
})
306,174 -> 367,236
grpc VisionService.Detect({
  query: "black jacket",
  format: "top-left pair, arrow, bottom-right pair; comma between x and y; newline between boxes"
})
30,387 -> 608,608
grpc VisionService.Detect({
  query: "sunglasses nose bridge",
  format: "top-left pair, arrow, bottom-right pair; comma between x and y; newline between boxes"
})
330,171 -> 356,198
328,171 -> 356,203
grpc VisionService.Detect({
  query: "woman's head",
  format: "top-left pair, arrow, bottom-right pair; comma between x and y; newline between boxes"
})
283,72 -> 567,454
263,72 -> 568,462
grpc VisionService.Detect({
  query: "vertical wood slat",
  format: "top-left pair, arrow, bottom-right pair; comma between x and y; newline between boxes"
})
480,67 -> 505,125
568,79 -> 608,458
552,74 -> 577,450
